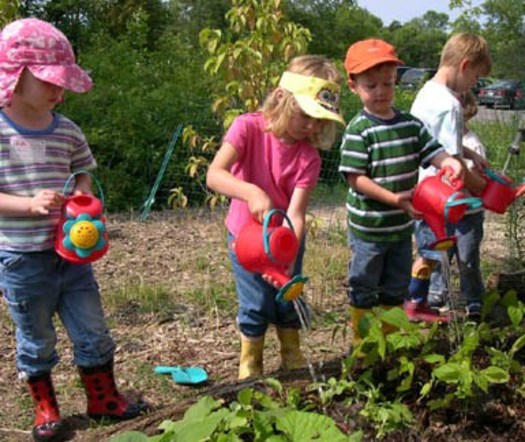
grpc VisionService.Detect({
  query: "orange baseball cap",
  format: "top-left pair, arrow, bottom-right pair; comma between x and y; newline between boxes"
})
345,38 -> 403,75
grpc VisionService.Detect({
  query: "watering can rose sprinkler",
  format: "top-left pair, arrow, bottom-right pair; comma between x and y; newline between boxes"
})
233,209 -> 308,303
412,167 -> 482,251
54,171 -> 109,264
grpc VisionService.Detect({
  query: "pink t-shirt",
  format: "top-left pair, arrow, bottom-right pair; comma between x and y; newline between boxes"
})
224,113 -> 321,237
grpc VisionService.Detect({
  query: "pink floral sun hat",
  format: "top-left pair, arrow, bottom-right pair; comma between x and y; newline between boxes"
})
0,18 -> 93,107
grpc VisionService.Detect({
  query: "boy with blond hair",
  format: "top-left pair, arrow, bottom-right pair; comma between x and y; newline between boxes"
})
427,91 -> 488,316
338,39 -> 464,343
405,33 -> 492,322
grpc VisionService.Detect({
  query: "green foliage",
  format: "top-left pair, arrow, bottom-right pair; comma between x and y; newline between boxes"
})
283,0 -> 382,59
178,0 -> 313,206
61,23 -> 210,210
112,387 -> 353,441
0,0 -> 20,27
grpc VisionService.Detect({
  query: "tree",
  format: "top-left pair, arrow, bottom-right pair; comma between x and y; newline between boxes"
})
284,0 -> 382,58
385,15 -> 448,67
0,0 -> 20,27
181,0 -> 312,206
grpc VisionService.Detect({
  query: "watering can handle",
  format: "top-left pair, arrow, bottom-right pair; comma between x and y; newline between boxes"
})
443,194 -> 483,222
62,170 -> 105,208
437,166 -> 463,190
262,209 -> 295,262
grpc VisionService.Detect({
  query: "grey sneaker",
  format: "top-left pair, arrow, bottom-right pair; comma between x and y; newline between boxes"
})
465,303 -> 482,323
428,294 -> 450,313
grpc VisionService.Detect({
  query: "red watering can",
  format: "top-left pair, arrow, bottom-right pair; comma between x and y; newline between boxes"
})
55,171 -> 109,264
412,167 -> 482,251
481,168 -> 525,214
234,209 -> 308,302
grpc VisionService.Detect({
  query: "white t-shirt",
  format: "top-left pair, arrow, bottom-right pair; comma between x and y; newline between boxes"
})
463,129 -> 487,170
411,80 -> 464,182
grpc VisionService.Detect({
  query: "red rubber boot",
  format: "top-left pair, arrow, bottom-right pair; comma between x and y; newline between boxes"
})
78,361 -> 149,420
27,373 -> 63,441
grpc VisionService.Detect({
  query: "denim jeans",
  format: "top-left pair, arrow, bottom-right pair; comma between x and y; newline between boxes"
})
0,250 -> 115,376
415,212 -> 485,306
347,231 -> 412,308
228,232 -> 308,337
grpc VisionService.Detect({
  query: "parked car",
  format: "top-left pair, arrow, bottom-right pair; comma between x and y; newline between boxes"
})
478,79 -> 525,109
471,77 -> 493,99
396,66 -> 413,84
399,68 -> 437,90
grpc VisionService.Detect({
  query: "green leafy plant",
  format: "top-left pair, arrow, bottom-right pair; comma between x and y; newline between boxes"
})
111,387 -> 355,442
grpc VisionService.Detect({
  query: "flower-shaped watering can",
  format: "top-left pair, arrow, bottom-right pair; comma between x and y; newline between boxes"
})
481,168 -> 525,214
412,167 -> 482,250
54,171 -> 109,264
233,209 -> 308,303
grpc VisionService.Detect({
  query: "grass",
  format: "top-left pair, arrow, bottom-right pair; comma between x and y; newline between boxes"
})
104,282 -> 176,314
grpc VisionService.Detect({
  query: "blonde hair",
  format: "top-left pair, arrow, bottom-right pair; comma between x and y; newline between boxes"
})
262,55 -> 342,150
462,90 -> 478,121
440,33 -> 492,76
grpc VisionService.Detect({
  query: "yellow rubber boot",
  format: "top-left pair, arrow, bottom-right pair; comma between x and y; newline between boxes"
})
349,306 -> 372,345
276,327 -> 306,371
239,334 -> 265,380
379,304 -> 401,336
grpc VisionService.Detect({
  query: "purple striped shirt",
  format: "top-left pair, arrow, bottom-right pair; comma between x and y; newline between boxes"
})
0,111 -> 96,251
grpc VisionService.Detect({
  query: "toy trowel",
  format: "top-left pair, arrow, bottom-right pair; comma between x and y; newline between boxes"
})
154,365 -> 208,385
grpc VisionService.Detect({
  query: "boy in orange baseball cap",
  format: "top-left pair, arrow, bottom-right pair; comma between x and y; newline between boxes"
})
338,39 -> 465,345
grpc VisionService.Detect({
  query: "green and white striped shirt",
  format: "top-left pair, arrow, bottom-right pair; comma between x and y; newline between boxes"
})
338,109 -> 443,242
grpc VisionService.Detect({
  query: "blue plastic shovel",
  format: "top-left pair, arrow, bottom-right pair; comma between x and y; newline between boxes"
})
154,365 -> 208,385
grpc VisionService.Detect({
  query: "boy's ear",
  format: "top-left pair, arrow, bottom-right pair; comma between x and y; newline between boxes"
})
459,58 -> 470,73
347,77 -> 358,94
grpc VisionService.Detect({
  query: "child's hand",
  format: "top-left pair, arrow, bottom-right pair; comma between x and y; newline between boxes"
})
396,190 -> 423,219
248,187 -> 273,223
441,157 -> 465,182
29,190 -> 64,215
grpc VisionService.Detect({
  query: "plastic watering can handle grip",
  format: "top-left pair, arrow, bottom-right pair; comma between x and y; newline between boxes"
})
443,194 -> 483,222
262,209 -> 295,262
62,170 -> 105,208
484,167 -> 512,186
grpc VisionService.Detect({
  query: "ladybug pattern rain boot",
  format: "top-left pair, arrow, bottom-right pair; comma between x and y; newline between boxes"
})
78,361 -> 149,421
27,373 -> 63,442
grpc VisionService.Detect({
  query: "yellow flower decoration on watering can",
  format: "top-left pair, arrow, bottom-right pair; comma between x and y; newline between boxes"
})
62,213 -> 107,259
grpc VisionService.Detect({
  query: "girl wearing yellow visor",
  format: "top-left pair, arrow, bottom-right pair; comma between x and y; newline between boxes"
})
207,55 -> 344,379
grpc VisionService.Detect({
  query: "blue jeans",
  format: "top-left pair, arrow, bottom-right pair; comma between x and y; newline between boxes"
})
347,231 -> 412,308
228,232 -> 307,337
1,250 -> 115,376
415,212 -> 485,306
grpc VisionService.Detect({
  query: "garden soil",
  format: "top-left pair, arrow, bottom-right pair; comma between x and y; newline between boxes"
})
0,209 -> 522,441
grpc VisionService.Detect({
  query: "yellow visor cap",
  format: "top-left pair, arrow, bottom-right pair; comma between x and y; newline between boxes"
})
279,72 -> 345,125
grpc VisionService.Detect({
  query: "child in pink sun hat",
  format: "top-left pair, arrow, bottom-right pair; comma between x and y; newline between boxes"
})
0,18 -> 148,441
0,18 -> 93,106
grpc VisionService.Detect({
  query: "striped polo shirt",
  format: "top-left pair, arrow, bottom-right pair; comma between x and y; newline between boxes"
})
338,109 -> 444,242
0,111 -> 96,251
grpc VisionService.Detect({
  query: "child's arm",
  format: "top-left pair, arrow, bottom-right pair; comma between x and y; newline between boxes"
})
206,141 -> 272,222
73,173 -> 93,195
285,187 -> 313,244
463,146 -> 489,171
0,190 -> 64,216
346,173 -> 420,219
